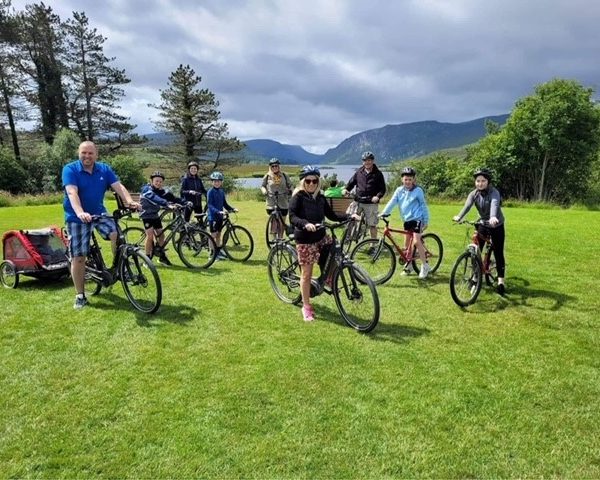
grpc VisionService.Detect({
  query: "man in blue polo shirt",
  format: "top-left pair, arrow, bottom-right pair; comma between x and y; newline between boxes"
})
63,141 -> 140,309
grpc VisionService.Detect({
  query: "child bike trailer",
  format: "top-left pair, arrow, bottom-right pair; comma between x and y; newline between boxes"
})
1,226 -> 69,288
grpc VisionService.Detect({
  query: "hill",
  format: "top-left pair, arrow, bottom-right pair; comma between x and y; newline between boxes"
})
241,139 -> 321,165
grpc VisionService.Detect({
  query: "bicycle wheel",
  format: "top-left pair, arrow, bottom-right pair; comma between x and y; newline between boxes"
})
84,252 -> 102,296
123,226 -> 145,246
267,243 -> 302,305
265,214 -> 285,250
177,228 -> 217,269
332,263 -> 380,333
449,251 -> 483,307
411,233 -> 443,274
350,239 -> 396,285
0,260 -> 19,289
223,225 -> 254,261
120,250 -> 162,313
484,249 -> 498,286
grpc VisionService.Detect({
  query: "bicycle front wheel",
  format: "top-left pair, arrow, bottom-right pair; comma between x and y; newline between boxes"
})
123,226 -> 145,247
449,251 -> 482,307
267,243 -> 302,305
411,233 -> 443,274
120,250 -> 162,313
265,214 -> 285,250
177,228 -> 217,269
333,263 -> 380,333
350,239 -> 396,285
223,225 -> 254,261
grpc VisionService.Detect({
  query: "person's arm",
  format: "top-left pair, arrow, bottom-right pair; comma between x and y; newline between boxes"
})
418,187 -> 429,227
453,191 -> 475,221
289,194 -> 308,229
380,187 -> 401,217
343,173 -> 357,195
223,196 -> 236,212
207,190 -> 221,216
260,174 -> 269,195
140,184 -> 168,207
489,189 -> 501,226
65,184 -> 92,223
180,177 -> 190,196
112,181 -> 139,208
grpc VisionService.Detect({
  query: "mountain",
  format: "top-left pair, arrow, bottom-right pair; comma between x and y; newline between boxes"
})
241,139 -> 321,165
320,114 -> 509,164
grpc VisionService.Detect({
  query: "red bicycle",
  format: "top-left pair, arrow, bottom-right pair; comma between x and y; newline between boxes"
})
350,214 -> 443,285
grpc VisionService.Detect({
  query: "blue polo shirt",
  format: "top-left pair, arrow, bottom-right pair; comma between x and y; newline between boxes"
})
62,160 -> 119,223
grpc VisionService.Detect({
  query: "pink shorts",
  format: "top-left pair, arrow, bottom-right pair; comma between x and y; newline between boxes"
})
296,236 -> 332,265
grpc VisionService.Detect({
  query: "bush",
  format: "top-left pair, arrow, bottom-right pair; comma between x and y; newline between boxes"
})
105,155 -> 147,191
0,147 -> 28,193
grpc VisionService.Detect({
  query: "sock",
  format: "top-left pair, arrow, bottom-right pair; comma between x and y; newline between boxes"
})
76,293 -> 85,299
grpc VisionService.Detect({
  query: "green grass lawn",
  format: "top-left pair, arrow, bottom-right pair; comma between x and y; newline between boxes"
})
0,201 -> 599,478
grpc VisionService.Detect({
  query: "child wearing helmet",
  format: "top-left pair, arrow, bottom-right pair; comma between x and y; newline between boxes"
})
289,165 -> 360,322
453,168 -> 506,295
380,166 -> 432,278
207,171 -> 237,260
140,171 -> 187,265
180,161 -> 206,222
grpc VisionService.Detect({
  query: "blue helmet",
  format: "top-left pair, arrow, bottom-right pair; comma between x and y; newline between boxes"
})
299,165 -> 320,179
210,171 -> 224,181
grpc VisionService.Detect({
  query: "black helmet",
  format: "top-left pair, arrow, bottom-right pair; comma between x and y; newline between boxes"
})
361,151 -> 375,161
150,171 -> 165,180
269,157 -> 281,166
473,167 -> 492,181
299,165 -> 320,179
401,166 -> 416,177
187,161 -> 199,170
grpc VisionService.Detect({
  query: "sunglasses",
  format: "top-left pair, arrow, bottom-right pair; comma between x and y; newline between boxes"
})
304,178 -> 319,185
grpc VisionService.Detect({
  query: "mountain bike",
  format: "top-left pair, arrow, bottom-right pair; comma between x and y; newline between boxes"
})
449,220 -> 498,307
267,219 -> 380,333
350,214 -> 443,285
216,211 -> 255,262
68,210 -> 162,314
339,196 -> 369,253
265,192 -> 292,249
122,205 -> 217,269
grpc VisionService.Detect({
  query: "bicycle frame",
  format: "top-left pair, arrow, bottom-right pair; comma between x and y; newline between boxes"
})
378,217 -> 419,264
466,223 -> 494,274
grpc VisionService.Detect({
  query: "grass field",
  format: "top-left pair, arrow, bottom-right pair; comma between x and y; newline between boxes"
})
0,200 -> 599,478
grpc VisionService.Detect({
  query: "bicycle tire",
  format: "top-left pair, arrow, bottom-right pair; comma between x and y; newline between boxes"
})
123,226 -> 145,247
484,248 -> 498,286
449,251 -> 483,307
177,228 -> 217,269
411,233 -> 443,274
265,213 -> 285,250
0,260 -> 19,289
120,249 -> 162,313
267,243 -> 302,305
84,251 -> 103,296
332,263 -> 380,333
223,225 -> 254,262
350,238 -> 396,285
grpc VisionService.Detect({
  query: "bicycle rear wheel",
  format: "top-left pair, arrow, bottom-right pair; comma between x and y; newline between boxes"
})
449,251 -> 482,307
332,263 -> 380,333
411,233 -> 443,274
177,228 -> 217,269
223,225 -> 254,261
267,243 -> 302,305
265,214 -> 285,250
350,239 -> 396,285
120,250 -> 162,313
123,226 -> 145,247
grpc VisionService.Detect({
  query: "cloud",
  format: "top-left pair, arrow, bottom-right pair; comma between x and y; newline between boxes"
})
9,0 -> 600,153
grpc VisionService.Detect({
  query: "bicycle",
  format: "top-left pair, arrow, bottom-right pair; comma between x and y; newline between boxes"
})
122,204 -> 217,269
267,219 -> 380,333
208,211 -> 255,262
265,192 -> 292,249
339,196 -> 369,253
350,214 -> 443,285
449,219 -> 498,307
67,210 -> 162,314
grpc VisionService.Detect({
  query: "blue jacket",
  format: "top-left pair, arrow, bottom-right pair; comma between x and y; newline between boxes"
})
140,184 -> 184,219
207,187 -> 234,221
180,174 -> 206,209
381,185 -> 429,225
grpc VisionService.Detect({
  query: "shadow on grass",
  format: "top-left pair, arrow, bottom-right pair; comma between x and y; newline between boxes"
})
313,302 -> 430,344
454,276 -> 576,313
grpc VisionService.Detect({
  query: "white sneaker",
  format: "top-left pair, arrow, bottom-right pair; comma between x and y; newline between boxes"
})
418,263 -> 431,279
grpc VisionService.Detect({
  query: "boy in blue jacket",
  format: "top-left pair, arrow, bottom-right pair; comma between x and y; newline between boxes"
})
380,166 -> 431,278
206,171 -> 237,260
140,171 -> 186,265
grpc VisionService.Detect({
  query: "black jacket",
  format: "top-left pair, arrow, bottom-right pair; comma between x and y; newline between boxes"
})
289,190 -> 348,244
180,174 -> 206,209
346,164 -> 386,202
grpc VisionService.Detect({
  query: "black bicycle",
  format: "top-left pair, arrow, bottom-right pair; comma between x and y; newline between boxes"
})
69,210 -> 162,314
267,219 -> 380,333
265,192 -> 292,249
449,219 -> 498,307
123,205 -> 217,269
339,196 -> 370,253
196,211 -> 254,262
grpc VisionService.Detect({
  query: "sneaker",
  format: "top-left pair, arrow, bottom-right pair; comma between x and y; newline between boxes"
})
158,254 -> 172,266
401,263 -> 414,276
216,251 -> 228,260
496,283 -> 506,296
418,263 -> 431,279
302,305 -> 315,322
73,295 -> 88,310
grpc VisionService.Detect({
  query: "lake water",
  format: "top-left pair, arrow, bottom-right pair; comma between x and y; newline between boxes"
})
236,165 -> 391,189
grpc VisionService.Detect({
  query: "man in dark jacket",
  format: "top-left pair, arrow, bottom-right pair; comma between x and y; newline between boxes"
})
343,151 -> 386,239
180,161 -> 207,222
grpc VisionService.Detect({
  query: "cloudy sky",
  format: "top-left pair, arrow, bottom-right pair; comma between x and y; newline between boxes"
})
10,0 -> 600,153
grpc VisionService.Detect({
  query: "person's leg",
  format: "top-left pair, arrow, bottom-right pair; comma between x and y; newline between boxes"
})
491,224 -> 506,288
145,229 -> 155,257
297,244 -> 316,321
66,222 -> 91,308
71,256 -> 86,294
414,232 -> 430,278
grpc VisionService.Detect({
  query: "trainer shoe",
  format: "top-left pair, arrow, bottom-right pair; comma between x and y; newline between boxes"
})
302,305 -> 315,322
73,295 -> 88,310
497,283 -> 506,296
158,254 -> 172,266
216,250 -> 228,260
418,263 -> 431,279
